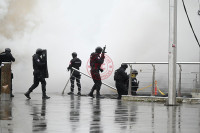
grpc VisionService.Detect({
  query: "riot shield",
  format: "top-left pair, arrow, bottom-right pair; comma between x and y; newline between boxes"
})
42,49 -> 49,78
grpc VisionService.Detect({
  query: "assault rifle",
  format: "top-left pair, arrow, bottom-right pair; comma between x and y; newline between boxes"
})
101,45 -> 106,58
99,45 -> 106,72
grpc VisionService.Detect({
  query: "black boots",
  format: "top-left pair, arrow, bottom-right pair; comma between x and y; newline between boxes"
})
88,91 -> 104,99
88,92 -> 94,98
88,89 -> 95,98
88,85 -> 96,98
77,91 -> 81,96
42,91 -> 50,99
24,90 -> 50,99
68,91 -> 74,95
42,95 -> 50,99
24,90 -> 31,99
96,91 -> 104,99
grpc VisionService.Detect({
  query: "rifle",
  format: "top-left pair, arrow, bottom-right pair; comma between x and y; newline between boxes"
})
99,45 -> 106,72
101,45 -> 106,58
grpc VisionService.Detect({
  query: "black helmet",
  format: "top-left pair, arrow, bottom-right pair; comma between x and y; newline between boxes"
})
5,48 -> 11,53
132,69 -> 138,75
36,48 -> 43,55
72,52 -> 77,58
95,46 -> 102,53
121,63 -> 128,69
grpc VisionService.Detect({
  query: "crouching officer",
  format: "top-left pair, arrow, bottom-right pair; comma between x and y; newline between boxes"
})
0,48 -> 15,97
24,48 -> 50,99
129,69 -> 139,95
67,52 -> 82,95
114,64 -> 129,99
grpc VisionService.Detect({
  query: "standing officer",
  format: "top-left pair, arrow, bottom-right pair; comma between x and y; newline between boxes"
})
114,64 -> 129,99
0,48 -> 15,97
24,48 -> 50,99
67,52 -> 82,95
88,46 -> 105,98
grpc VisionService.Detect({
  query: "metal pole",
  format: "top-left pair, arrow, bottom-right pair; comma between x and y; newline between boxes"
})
151,64 -> 155,96
62,70 -> 74,95
178,64 -> 182,97
167,0 -> 177,105
196,74 -> 198,88
128,65 -> 133,95
199,48 -> 200,86
71,67 -> 117,91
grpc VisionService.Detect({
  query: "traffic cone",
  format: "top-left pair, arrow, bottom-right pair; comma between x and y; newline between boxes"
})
154,80 -> 158,95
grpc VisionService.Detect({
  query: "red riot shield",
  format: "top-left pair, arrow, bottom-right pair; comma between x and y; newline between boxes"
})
42,49 -> 49,78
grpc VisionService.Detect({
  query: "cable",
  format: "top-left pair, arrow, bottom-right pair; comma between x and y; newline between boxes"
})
182,0 -> 200,47
198,0 -> 200,15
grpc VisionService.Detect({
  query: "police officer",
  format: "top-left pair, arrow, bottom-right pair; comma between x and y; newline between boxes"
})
0,48 -> 15,97
24,48 -> 50,99
88,47 -> 105,98
67,52 -> 82,95
129,69 -> 139,95
114,64 -> 129,99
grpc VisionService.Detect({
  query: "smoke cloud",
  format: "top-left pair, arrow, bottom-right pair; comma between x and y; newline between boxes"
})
0,0 -> 199,94
0,0 -> 40,39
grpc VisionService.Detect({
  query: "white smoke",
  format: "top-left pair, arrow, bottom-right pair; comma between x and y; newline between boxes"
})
0,0 -> 199,94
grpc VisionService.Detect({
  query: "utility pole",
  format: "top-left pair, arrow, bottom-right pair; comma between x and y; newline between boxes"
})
199,48 -> 200,87
167,0 -> 178,105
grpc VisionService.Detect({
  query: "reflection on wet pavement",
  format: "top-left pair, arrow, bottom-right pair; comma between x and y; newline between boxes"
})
90,98 -> 103,133
27,99 -> 47,132
0,93 -> 200,133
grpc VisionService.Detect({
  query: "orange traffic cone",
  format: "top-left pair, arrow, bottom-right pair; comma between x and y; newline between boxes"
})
154,80 -> 157,95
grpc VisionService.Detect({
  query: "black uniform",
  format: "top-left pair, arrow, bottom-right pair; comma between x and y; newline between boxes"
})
0,50 -> 15,96
130,77 -> 139,95
114,66 -> 129,99
24,49 -> 50,99
88,52 -> 105,98
67,57 -> 82,94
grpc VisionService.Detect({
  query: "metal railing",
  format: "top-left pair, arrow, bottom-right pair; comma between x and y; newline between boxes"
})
122,62 -> 200,97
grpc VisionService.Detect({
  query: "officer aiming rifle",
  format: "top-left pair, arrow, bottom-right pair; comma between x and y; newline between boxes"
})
88,46 -> 106,98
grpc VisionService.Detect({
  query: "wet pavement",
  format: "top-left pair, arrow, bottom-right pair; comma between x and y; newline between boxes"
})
1,93 -> 200,133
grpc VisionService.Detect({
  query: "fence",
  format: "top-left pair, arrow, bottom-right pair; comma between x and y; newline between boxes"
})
123,62 -> 200,97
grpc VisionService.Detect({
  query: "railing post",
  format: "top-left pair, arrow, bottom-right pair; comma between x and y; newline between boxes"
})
178,64 -> 182,97
151,64 -> 155,96
195,74 -> 198,88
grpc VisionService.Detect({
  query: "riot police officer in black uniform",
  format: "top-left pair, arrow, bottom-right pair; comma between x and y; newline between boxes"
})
114,64 -> 129,99
88,47 -> 105,98
24,48 -> 50,99
67,52 -> 82,95
129,69 -> 139,95
0,48 -> 15,97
